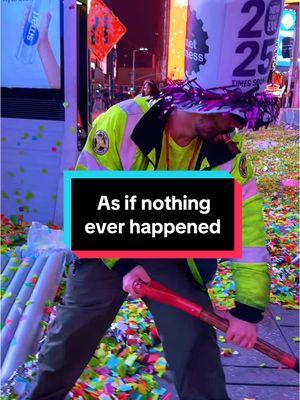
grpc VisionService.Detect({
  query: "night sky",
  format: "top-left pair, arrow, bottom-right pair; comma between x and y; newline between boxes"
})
105,0 -> 165,67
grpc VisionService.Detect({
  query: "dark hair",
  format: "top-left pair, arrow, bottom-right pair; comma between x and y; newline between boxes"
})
141,79 -> 159,96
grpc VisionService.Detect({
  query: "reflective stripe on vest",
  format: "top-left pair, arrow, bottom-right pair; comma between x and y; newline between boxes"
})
217,159 -> 234,173
231,247 -> 270,264
118,100 -> 145,170
77,150 -> 108,170
242,179 -> 259,201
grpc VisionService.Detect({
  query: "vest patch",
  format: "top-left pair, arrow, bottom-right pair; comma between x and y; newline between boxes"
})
93,131 -> 109,155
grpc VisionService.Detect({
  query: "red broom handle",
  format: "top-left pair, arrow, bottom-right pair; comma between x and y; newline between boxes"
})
133,280 -> 299,372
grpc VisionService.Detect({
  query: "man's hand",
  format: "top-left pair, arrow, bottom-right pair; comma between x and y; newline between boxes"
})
216,310 -> 257,348
122,266 -> 151,299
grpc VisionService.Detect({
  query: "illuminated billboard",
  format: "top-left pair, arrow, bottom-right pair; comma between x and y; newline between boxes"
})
276,8 -> 298,68
167,0 -> 187,80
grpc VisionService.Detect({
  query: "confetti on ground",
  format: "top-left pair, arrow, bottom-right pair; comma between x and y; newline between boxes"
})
220,348 -> 239,357
209,127 -> 299,310
218,335 -> 226,343
0,215 -> 30,253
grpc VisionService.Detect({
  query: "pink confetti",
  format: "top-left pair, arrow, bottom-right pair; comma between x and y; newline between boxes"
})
281,179 -> 298,188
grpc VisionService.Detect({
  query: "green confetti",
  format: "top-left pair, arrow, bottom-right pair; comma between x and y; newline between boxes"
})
292,337 -> 300,342
45,299 -> 53,307
20,167 -> 25,173
38,125 -> 45,132
21,132 -> 29,139
1,137 -> 7,142
218,335 -> 226,343
14,190 -> 20,196
69,127 -> 76,133
40,321 -> 48,329
0,275 -> 9,283
42,168 -> 47,174
89,357 -> 100,368
3,292 -> 12,299
8,172 -> 15,177
259,363 -> 266,368
25,301 -> 33,307
8,267 -> 19,272
141,332 -> 152,346
27,354 -> 36,362
89,379 -> 104,391
125,354 -> 138,367
62,101 -> 69,108
37,133 -> 43,139
117,361 -> 128,378
55,141 -> 62,147
23,206 -> 30,213
2,192 -> 9,200
275,316 -> 281,321
25,192 -> 34,201
16,199 -> 22,204
95,347 -> 106,358
51,195 -> 57,201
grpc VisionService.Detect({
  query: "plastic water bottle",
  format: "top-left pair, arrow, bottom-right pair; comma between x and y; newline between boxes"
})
16,0 -> 44,64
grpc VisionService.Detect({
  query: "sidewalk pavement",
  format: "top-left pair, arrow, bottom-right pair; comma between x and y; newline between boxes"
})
159,304 -> 299,400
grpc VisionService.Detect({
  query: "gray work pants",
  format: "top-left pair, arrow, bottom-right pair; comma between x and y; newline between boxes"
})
29,259 -> 229,400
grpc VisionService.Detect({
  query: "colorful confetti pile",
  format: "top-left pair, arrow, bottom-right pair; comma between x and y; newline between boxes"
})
70,299 -> 168,399
0,215 -> 29,254
0,126 -> 299,399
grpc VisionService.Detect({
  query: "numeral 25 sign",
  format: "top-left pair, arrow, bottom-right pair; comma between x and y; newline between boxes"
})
233,0 -> 283,77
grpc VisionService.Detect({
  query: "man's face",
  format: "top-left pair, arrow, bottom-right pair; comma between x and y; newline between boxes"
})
191,112 -> 244,142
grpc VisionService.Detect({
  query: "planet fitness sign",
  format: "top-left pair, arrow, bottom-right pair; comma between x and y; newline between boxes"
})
185,0 -> 284,92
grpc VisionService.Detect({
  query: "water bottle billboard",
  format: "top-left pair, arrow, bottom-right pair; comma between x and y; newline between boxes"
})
1,0 -> 61,89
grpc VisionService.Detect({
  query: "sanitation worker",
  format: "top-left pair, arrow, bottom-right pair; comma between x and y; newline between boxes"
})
29,81 -> 277,399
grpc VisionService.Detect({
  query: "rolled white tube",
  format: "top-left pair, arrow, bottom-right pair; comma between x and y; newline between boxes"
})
1,252 -> 65,383
1,254 -> 9,273
0,256 -> 47,365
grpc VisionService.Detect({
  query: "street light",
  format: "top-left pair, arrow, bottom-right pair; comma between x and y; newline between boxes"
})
132,47 -> 148,91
